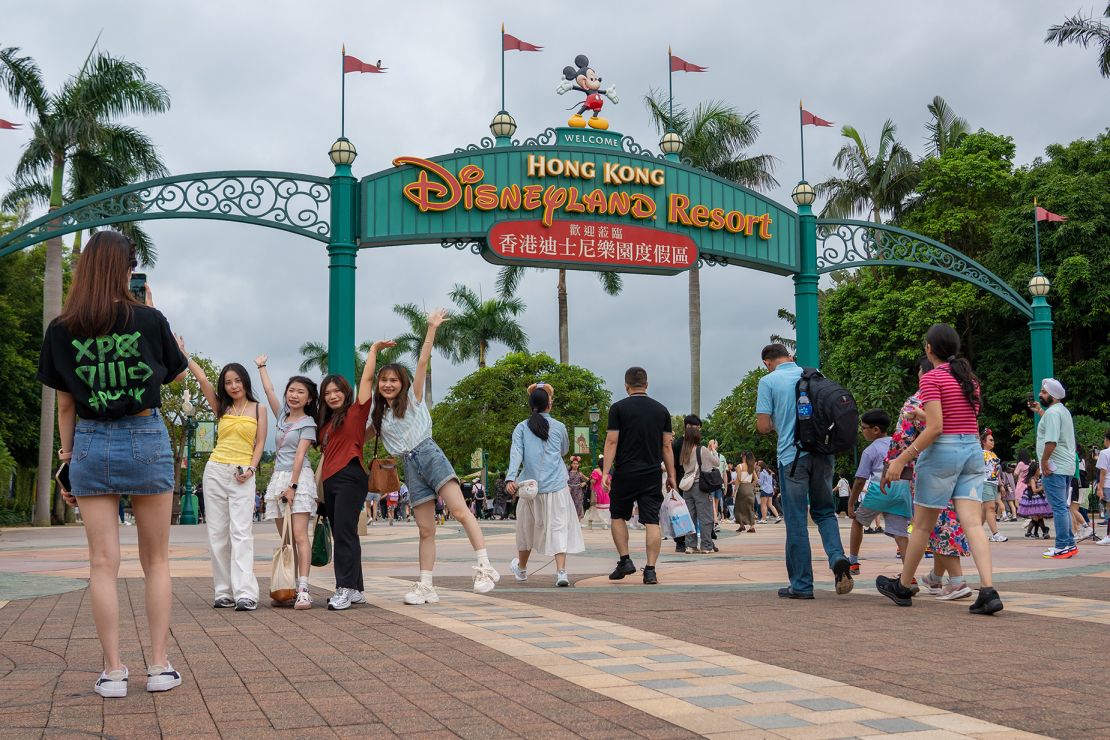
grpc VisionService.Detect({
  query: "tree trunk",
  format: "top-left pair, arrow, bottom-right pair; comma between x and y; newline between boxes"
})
479,341 -> 487,369
557,269 -> 569,364
34,161 -> 66,527
688,266 -> 701,416
425,359 -> 434,407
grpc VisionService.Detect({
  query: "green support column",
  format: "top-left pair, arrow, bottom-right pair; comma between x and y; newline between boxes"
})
793,188 -> 820,368
327,138 -> 359,383
1028,292 -> 1054,402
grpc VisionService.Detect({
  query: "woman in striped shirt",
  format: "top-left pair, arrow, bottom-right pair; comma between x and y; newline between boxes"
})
877,323 -> 1002,616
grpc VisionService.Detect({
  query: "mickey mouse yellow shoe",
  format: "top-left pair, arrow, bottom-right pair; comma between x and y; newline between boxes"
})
568,114 -> 586,128
587,116 -> 609,130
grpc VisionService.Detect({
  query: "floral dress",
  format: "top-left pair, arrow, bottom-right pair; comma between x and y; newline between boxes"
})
566,468 -> 587,519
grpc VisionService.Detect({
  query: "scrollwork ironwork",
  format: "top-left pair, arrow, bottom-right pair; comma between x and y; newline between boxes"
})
697,254 -> 731,268
521,128 -> 558,147
619,135 -> 666,160
454,137 -> 503,153
441,238 -> 484,255
816,219 -> 1032,318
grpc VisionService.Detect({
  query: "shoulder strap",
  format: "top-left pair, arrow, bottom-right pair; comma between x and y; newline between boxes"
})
695,446 -> 702,471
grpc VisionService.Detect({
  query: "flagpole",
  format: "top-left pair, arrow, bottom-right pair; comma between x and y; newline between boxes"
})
1033,197 -> 1041,273
501,23 -> 506,111
668,46 -> 674,119
799,100 -> 805,182
340,44 -> 346,138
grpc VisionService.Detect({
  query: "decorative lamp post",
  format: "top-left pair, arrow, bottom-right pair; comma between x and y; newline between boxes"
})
179,392 -> 199,525
327,136 -> 359,383
490,111 -> 517,147
1027,272 -> 1054,405
792,180 -> 819,367
328,137 -> 358,166
659,130 -> 683,162
588,405 -> 600,466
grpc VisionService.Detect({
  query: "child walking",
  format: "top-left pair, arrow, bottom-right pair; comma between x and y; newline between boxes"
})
366,309 -> 500,604
1019,464 -> 1052,539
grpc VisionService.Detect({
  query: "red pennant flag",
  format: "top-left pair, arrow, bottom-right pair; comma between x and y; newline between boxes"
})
503,33 -> 542,52
801,109 -> 833,127
670,54 -> 707,73
0,118 -> 21,130
343,54 -> 385,74
1035,206 -> 1066,223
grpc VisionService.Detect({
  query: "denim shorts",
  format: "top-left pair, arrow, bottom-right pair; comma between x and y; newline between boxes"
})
402,438 -> 457,507
914,434 -> 983,509
981,481 -> 998,502
71,410 -> 174,496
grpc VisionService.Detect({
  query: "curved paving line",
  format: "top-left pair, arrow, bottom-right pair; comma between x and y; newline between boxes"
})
0,573 -> 88,600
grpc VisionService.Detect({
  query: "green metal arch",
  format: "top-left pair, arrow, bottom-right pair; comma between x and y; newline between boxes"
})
0,171 -> 333,258
815,218 -> 1033,320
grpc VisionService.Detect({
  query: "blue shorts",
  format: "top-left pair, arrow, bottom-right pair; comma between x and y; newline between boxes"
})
981,481 -> 998,502
914,434 -> 983,509
71,410 -> 174,496
402,438 -> 457,508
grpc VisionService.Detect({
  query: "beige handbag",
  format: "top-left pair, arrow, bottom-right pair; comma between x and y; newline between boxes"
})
357,507 -> 369,536
269,502 -> 297,603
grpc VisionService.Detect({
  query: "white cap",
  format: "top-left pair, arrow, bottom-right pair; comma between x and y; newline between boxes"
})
1042,378 -> 1066,400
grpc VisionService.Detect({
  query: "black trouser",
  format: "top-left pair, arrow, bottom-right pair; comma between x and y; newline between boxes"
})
324,459 -> 367,591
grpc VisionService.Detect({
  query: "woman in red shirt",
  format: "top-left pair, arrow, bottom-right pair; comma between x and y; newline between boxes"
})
878,323 -> 1002,616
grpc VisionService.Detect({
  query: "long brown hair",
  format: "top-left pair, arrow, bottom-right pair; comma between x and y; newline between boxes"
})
318,374 -> 354,440
370,364 -> 411,437
58,230 -> 141,337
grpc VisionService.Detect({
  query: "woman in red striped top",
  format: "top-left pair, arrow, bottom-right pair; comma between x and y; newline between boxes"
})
877,324 -> 1002,615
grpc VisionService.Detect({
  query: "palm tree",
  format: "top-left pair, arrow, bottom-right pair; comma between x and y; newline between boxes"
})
769,308 -> 797,353
645,92 -> 778,415
924,96 -> 969,158
390,303 -> 448,405
1046,2 -> 1110,78
445,284 -> 527,369
495,265 -> 621,365
299,341 -> 409,381
0,46 -> 169,526
815,120 -> 917,224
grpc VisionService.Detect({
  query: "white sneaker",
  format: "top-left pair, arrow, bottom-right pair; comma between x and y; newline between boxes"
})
510,557 -> 528,581
473,564 -> 501,593
294,589 -> 312,610
936,581 -> 973,600
1077,524 -> 1094,540
404,582 -> 440,605
556,570 -> 570,587
756,519 -> 767,524
146,662 -> 182,693
919,571 -> 944,595
989,532 -> 1009,542
94,666 -> 128,698
349,590 -> 366,605
327,587 -> 353,611
1097,535 -> 1110,546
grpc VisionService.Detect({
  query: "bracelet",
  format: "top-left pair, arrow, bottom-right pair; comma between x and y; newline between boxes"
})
257,364 -> 266,369
909,443 -> 921,456
58,450 -> 72,460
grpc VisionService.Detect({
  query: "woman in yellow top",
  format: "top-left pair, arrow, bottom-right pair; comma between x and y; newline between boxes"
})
181,346 -> 268,610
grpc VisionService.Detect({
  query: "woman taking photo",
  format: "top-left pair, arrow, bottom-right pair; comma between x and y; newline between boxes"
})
877,323 -> 1002,615
184,353 -> 267,611
317,341 -> 387,611
256,356 -> 319,609
506,383 -> 585,586
734,452 -> 757,533
38,231 -> 187,697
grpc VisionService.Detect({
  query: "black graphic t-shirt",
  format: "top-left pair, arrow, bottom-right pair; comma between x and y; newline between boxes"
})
38,305 -> 188,420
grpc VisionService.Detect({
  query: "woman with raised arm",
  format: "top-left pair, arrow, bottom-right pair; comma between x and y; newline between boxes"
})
256,355 -> 320,609
367,309 -> 500,605
38,231 -> 188,698
316,341 -> 386,611
182,346 -> 268,611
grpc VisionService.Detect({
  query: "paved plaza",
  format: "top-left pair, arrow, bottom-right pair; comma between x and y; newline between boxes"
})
1,517 -> 1108,738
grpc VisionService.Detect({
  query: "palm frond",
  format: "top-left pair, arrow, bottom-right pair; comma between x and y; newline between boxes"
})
595,270 -> 622,296
1,177 -> 50,211
0,46 -> 50,118
495,264 -> 529,297
63,53 -> 170,121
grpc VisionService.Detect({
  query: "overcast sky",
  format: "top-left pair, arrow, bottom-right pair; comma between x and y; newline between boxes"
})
3,1 -> 1107,421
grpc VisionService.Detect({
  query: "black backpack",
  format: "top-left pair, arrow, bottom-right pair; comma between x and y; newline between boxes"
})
792,368 -> 858,471
696,447 -> 724,493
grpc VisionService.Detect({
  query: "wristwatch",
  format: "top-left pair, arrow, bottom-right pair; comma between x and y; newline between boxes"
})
290,483 -> 298,490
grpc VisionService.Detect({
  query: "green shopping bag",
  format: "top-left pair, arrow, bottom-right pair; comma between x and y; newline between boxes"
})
311,514 -> 332,567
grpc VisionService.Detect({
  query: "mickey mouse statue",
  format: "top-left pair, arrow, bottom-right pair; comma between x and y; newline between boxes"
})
556,54 -> 619,130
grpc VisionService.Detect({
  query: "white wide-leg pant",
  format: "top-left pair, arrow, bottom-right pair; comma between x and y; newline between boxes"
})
203,461 -> 259,601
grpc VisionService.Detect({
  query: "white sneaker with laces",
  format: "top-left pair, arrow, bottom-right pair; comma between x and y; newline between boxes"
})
556,570 -> 570,587
510,558 -> 527,581
1097,535 -> 1110,546
919,571 -> 944,594
989,532 -> 1009,542
403,582 -> 440,605
473,564 -> 501,593
349,590 -> 366,605
327,587 -> 352,611
94,666 -> 128,698
146,662 -> 182,693
1077,524 -> 1094,540
936,581 -> 973,600
294,589 -> 312,610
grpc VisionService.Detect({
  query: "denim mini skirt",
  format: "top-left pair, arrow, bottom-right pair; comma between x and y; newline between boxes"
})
71,409 -> 174,496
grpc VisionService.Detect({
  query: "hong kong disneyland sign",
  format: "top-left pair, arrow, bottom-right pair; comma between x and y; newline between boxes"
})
359,127 -> 798,276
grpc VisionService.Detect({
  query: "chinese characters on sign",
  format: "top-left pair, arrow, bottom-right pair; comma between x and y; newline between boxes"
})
487,220 -> 698,273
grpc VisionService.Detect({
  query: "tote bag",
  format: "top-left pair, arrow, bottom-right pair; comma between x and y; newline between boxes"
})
269,502 -> 297,602
311,514 -> 332,566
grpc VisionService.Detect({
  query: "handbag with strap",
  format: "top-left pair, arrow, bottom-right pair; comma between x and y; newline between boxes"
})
311,513 -> 332,566
367,438 -> 401,494
697,447 -> 724,493
270,501 -> 297,602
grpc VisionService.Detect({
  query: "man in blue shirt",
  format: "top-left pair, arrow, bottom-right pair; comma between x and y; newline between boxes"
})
755,343 -> 852,599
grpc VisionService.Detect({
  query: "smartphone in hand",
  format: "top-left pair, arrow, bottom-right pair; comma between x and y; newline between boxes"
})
55,462 -> 71,493
129,272 -> 147,302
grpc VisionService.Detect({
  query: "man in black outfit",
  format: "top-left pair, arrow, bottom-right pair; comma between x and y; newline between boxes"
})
602,367 -> 677,584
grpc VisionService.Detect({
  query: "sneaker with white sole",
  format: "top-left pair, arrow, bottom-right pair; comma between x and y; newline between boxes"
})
146,662 -> 182,693
1077,524 -> 1094,540
294,589 -> 312,610
936,581 -> 973,600
988,532 -> 1009,542
349,590 -> 366,605
919,571 -> 944,595
94,666 -> 128,698
510,557 -> 528,581
1043,546 -> 1078,559
473,564 -> 500,593
234,598 -> 257,611
1097,535 -> 1110,546
327,587 -> 353,610
403,582 -> 440,605
556,570 -> 570,587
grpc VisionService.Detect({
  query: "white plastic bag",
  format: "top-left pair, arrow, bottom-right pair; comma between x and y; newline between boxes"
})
660,492 -> 694,538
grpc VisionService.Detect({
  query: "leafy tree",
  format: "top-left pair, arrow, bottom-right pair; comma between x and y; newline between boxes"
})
702,368 -> 778,466
0,46 -> 169,526
769,308 -> 797,352
1045,2 -> 1110,78
816,120 -> 917,223
924,96 -> 969,158
298,340 -> 407,380
444,283 -> 527,368
160,354 -> 218,497
430,352 -> 610,473
0,213 -> 42,467
644,92 -> 778,416
388,303 -> 448,404
495,265 -> 622,366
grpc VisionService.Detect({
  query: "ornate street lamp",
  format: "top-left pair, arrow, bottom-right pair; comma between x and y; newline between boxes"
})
1028,272 -> 1051,297
328,137 -> 358,166
588,405 -> 600,466
659,130 -> 684,156
179,393 -> 199,525
490,110 -> 517,145
791,181 -> 816,206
